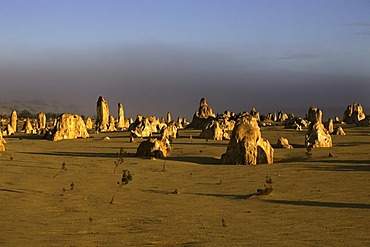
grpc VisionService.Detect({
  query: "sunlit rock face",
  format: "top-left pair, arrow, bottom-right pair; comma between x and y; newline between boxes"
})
199,120 -> 230,141
161,122 -> 178,141
334,126 -> 346,136
221,115 -> 273,165
188,98 -> 216,129
136,138 -> 171,158
277,137 -> 293,149
0,131 -> 5,152
343,103 -> 366,124
47,113 -> 89,141
305,106 -> 332,148
108,115 -> 116,132
116,103 -> 129,130
96,96 -> 110,132
10,110 -> 17,133
37,112 -> 47,130
22,118 -> 34,134
85,117 -> 93,130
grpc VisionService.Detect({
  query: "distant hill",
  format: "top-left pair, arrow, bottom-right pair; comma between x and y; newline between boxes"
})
0,100 -> 83,118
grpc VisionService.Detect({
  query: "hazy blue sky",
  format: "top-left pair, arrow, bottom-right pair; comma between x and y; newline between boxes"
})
1,0 -> 369,118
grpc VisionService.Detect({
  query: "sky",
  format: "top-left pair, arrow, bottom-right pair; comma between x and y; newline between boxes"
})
0,0 -> 369,119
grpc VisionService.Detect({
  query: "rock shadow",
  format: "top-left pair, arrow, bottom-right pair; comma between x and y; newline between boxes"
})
189,192 -> 247,200
166,156 -> 221,165
264,199 -> 370,209
307,163 -> 370,172
20,151 -> 117,158
5,134 -> 44,140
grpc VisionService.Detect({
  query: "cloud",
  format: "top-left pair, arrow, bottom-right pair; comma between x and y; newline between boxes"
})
347,22 -> 370,36
347,22 -> 370,27
352,31 -> 370,36
276,54 -> 322,60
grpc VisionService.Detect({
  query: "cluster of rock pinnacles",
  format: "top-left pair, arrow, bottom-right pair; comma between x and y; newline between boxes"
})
1,99 -> 367,166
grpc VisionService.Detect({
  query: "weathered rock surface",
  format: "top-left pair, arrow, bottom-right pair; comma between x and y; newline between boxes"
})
305,106 -> 332,148
47,114 -> 89,141
277,137 -> 293,149
0,131 -> 5,151
136,138 -> 171,158
334,116 -> 341,123
221,115 -> 273,165
22,118 -> 34,134
130,115 -> 154,138
96,96 -> 110,132
37,112 -> 47,130
161,122 -> 178,141
284,118 -> 308,130
108,115 -> 116,131
10,110 -> 17,133
326,118 -> 334,134
167,112 -> 171,123
334,126 -> 346,135
4,124 -> 15,136
343,103 -> 366,124
187,98 -> 215,129
200,120 -> 230,140
116,103 -> 126,130
85,117 -> 93,129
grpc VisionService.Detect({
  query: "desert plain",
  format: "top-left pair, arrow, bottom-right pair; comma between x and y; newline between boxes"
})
0,122 -> 369,246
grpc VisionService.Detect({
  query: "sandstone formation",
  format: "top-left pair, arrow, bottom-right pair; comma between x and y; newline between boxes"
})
96,96 -> 110,132
343,103 -> 366,124
187,98 -> 216,129
0,131 -> 5,151
334,126 -> 346,135
284,117 -> 308,130
264,111 -> 292,123
334,116 -> 341,123
37,112 -> 47,130
136,138 -> 171,158
356,117 -> 370,127
85,117 -> 93,129
326,118 -> 334,134
167,112 -> 171,123
305,106 -> 332,148
221,115 -> 274,165
216,111 -> 235,131
161,122 -> 178,141
116,103 -> 125,130
199,120 -> 230,140
47,114 -> 89,141
147,116 -> 160,133
130,115 -> 153,138
277,137 -> 293,149
277,111 -> 289,122
176,117 -> 184,129
10,110 -> 17,133
22,118 -> 34,134
108,115 -> 116,132
157,117 -> 167,131
4,124 -> 15,136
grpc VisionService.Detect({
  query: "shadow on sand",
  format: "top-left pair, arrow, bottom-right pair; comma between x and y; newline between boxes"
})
166,156 -> 221,165
5,134 -> 45,140
20,151 -> 118,158
264,199 -> 370,209
189,192 -> 247,199
307,163 -> 370,172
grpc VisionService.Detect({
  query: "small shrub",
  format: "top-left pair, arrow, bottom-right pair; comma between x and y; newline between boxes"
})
109,169 -> 133,204
114,148 -> 126,173
53,162 -> 67,178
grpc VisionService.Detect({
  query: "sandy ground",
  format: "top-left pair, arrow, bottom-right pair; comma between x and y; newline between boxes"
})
0,125 -> 369,246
